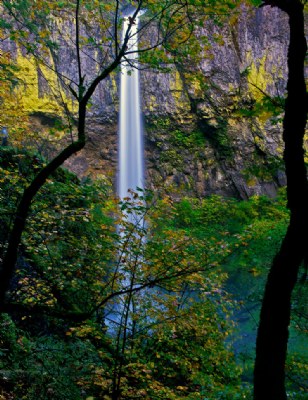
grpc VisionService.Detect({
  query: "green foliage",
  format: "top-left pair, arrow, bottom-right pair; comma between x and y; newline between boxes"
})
170,190 -> 308,396
1,148 -> 306,399
0,149 -> 241,399
173,190 -> 288,233
242,155 -> 284,183
148,118 -> 205,149
285,353 -> 308,398
0,313 -> 19,364
0,312 -> 104,400
169,129 -> 205,149
1,1 -> 306,398
172,191 -> 289,282
147,117 -> 206,174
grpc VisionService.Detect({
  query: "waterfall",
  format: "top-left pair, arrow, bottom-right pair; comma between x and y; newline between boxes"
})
118,14 -> 144,203
104,12 -> 144,332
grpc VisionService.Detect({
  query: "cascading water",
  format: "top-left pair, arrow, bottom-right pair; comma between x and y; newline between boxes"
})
118,14 -> 144,204
104,12 -> 144,332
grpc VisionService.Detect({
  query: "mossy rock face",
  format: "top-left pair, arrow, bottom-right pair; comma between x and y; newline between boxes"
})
140,6 -> 288,198
139,5 -> 288,198
2,5 -> 289,198
144,110 -> 284,199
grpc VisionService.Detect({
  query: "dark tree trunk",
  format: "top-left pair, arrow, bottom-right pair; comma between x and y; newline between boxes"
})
254,1 -> 308,399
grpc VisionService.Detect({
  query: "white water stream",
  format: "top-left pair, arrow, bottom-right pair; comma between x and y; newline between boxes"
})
104,13 -> 144,331
118,14 -> 144,202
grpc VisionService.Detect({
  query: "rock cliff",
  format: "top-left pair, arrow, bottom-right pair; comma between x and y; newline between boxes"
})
139,5 -> 291,198
3,5 -> 306,198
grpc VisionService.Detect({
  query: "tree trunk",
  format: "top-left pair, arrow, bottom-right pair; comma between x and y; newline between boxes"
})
254,1 -> 308,399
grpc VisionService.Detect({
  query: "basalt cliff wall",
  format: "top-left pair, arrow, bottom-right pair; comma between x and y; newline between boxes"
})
4,5 -> 307,199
